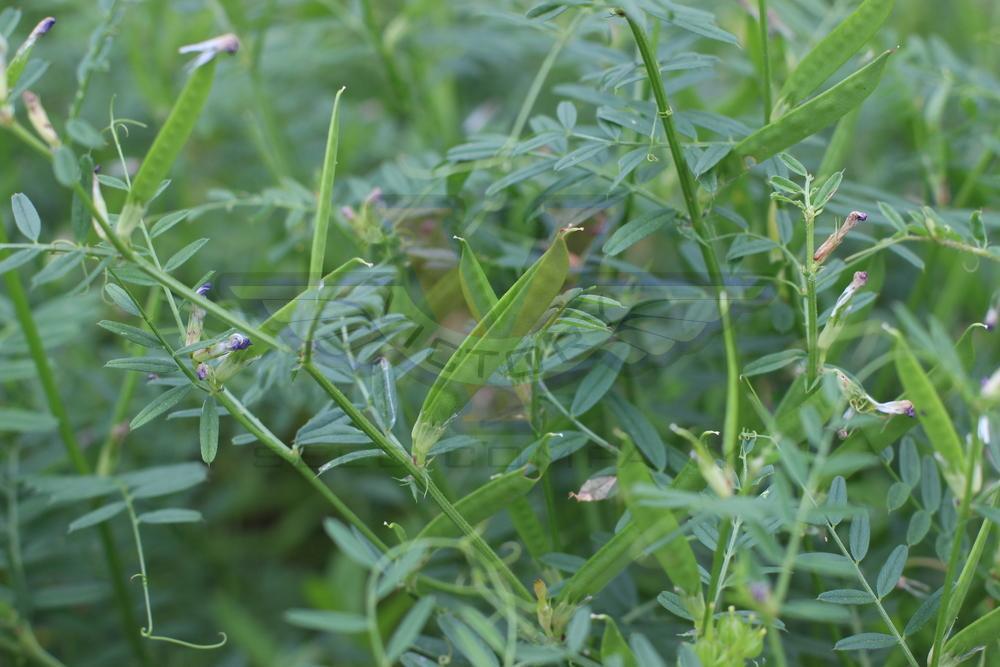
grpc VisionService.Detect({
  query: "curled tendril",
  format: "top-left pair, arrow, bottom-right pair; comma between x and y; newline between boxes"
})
140,629 -> 228,650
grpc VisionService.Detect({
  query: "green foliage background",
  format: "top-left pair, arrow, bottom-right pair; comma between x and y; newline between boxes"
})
1,0 -> 999,666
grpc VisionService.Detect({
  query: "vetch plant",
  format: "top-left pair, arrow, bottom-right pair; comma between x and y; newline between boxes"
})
1,2 -> 1000,666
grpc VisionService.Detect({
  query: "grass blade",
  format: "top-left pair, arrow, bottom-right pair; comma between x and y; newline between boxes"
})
308,86 -> 346,282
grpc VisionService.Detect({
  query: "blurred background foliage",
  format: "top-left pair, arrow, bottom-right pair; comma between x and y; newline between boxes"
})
1,0 -> 999,665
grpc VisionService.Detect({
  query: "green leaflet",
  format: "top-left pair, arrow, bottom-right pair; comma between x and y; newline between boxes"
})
617,438 -> 701,597
776,0 -> 895,109
893,334 -> 966,497
415,466 -> 544,541
118,60 -> 219,236
601,616 -> 638,667
457,236 -> 498,321
129,384 -> 192,430
718,50 -> 892,178
942,606 -> 1000,661
411,229 -> 572,465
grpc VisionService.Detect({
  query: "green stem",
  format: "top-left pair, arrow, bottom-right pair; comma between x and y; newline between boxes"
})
96,290 -> 163,475
827,521 -> 919,667
620,8 -> 739,411
804,207 -> 819,388
0,221 -> 148,665
757,0 -> 772,123
358,0 -> 410,118
929,429 -> 984,667
954,144 -> 995,208
10,104 -> 533,605
68,0 -> 125,120
122,489 -> 227,649
303,363 -> 532,601
217,387 -> 388,552
504,13 -> 584,151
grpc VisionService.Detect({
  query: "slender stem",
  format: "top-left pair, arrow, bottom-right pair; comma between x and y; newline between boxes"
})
827,522 -> 920,667
358,0 -> 410,118
702,518 -> 732,628
504,13 -> 584,152
122,490 -> 227,649
97,290 -> 163,475
804,204 -> 819,388
537,379 -> 618,454
0,221 -> 148,665
8,105 -> 533,604
622,15 -> 743,619
620,9 -> 739,419
304,363 -> 532,601
954,145 -> 994,208
929,430 -> 984,667
68,0 -> 125,120
757,0 -> 772,123
217,387 -> 388,552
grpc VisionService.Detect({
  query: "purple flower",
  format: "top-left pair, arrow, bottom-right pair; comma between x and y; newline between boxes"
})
179,33 -> 240,70
227,333 -> 252,351
985,307 -> 997,332
196,363 -> 209,380
875,400 -> 916,417
33,17 -> 56,38
196,282 -> 212,297
749,581 -> 770,604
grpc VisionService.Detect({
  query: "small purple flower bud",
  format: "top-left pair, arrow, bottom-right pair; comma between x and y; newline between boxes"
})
34,17 -> 56,37
982,368 -> 1000,400
364,187 -> 383,207
179,33 -> 240,70
340,205 -> 356,221
227,333 -> 252,351
985,307 -> 997,332
749,581 -> 770,604
852,211 -> 868,222
196,282 -> 212,297
875,399 -> 916,417
196,363 -> 209,380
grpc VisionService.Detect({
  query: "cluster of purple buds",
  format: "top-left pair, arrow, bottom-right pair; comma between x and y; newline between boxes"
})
227,333 -> 252,351
192,332 -> 253,362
